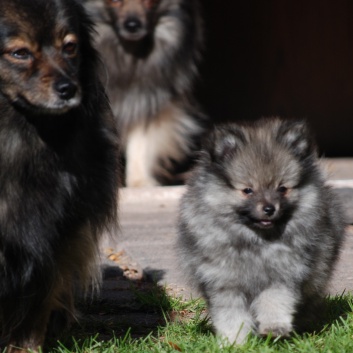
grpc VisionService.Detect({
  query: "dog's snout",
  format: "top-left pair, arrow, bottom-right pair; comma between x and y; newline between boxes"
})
124,17 -> 143,33
54,78 -> 77,100
263,204 -> 276,216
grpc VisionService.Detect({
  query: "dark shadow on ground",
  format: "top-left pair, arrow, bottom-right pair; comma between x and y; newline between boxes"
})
317,293 -> 352,330
46,266 -> 173,350
291,293 -> 352,337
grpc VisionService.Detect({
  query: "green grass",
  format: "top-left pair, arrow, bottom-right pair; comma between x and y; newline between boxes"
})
4,291 -> 353,352
46,291 -> 353,353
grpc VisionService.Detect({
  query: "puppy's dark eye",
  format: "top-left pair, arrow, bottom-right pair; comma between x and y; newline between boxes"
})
278,186 -> 288,194
242,188 -> 253,195
11,48 -> 32,60
62,42 -> 77,57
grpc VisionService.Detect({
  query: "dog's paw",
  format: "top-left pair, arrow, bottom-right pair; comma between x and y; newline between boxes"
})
257,322 -> 292,338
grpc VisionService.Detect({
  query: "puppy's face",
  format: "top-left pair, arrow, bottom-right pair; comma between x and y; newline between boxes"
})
204,120 -> 315,233
105,0 -> 158,41
0,0 -> 82,114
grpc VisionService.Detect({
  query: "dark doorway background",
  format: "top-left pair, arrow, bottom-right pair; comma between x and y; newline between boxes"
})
197,1 -> 353,156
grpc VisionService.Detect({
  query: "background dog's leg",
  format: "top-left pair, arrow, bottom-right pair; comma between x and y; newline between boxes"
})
125,103 -> 202,187
125,124 -> 160,187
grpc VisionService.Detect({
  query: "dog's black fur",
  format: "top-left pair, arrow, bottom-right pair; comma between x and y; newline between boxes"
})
0,0 -> 119,351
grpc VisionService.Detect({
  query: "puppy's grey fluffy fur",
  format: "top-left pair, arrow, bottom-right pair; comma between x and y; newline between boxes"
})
83,0 -> 204,186
177,118 -> 345,344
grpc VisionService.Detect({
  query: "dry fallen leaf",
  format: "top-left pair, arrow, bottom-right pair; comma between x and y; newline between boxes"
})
167,341 -> 182,351
159,337 -> 182,351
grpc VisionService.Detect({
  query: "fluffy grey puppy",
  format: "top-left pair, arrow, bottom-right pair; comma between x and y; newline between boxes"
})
177,118 -> 345,344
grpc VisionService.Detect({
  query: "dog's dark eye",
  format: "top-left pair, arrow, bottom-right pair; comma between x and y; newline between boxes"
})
242,188 -> 253,195
11,48 -> 32,60
63,42 -> 77,57
278,186 -> 288,194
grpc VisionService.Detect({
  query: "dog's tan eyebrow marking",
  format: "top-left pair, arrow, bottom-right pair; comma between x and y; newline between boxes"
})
63,34 -> 78,44
54,33 -> 78,49
3,37 -> 36,52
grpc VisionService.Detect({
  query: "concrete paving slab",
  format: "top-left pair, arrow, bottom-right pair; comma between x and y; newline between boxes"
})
118,186 -> 186,296
322,158 -> 353,180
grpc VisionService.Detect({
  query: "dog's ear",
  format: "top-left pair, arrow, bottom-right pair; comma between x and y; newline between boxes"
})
203,124 -> 246,163
277,120 -> 316,159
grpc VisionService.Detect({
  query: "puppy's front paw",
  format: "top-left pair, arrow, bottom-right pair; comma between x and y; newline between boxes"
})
257,321 -> 292,338
217,326 -> 251,348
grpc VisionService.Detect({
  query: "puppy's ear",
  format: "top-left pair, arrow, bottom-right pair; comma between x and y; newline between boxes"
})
277,120 -> 316,159
203,124 -> 246,163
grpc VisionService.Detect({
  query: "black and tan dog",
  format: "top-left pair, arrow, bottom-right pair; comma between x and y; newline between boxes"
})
0,0 -> 119,352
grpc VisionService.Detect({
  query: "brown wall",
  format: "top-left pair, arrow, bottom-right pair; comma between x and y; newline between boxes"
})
198,1 -> 353,156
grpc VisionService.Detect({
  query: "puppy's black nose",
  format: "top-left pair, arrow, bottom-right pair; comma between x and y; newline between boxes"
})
124,18 -> 142,33
263,204 -> 275,216
54,79 -> 77,100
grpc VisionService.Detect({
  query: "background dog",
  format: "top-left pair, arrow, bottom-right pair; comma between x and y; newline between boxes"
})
83,0 -> 205,187
0,0 -> 119,351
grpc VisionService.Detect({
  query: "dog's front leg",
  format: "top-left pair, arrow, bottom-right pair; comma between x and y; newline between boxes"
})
6,298 -> 54,353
